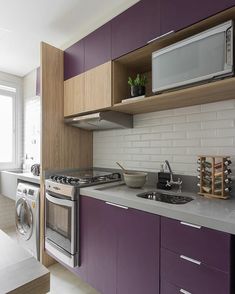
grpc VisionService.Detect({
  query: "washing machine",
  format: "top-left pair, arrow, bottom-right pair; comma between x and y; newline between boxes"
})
15,182 -> 40,260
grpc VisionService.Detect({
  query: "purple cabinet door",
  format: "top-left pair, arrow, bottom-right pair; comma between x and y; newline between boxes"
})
161,217 -> 231,272
111,0 -> 160,59
161,0 -> 235,34
64,39 -> 85,80
161,248 -> 230,294
85,197 -> 117,294
84,22 -> 111,71
36,67 -> 40,96
116,208 -> 160,294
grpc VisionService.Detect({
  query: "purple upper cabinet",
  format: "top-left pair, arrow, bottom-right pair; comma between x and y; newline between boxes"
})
64,39 -> 85,81
85,197 -> 117,294
116,208 -> 160,294
160,0 -> 235,34
84,22 -> 111,72
111,0 -> 161,59
36,67 -> 40,96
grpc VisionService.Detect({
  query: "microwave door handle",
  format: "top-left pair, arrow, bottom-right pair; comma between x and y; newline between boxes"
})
46,193 -> 73,207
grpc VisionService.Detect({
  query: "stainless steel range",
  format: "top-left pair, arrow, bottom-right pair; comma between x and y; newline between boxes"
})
45,170 -> 121,267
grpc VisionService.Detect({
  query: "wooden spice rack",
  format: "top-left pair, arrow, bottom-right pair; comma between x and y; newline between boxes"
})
197,155 -> 232,200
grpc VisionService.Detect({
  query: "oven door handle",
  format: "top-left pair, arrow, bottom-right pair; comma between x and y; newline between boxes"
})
46,193 -> 73,207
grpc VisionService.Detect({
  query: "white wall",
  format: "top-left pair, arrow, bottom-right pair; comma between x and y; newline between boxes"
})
94,99 -> 235,176
0,71 -> 23,169
23,69 -> 40,170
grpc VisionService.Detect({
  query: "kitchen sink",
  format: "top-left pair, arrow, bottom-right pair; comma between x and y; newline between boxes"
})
136,191 -> 193,204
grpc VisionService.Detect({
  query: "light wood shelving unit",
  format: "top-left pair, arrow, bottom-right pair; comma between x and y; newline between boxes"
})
111,77 -> 235,115
110,7 -> 235,115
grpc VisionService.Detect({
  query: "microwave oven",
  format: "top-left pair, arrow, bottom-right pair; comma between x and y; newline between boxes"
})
152,20 -> 233,93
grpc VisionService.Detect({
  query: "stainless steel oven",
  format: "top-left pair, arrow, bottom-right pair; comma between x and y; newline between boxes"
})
45,170 -> 121,268
45,181 -> 78,267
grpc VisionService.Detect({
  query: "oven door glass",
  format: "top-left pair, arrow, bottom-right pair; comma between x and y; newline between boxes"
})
46,193 -> 76,254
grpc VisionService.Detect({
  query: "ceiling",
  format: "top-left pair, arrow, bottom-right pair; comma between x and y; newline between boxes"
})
0,0 -> 138,77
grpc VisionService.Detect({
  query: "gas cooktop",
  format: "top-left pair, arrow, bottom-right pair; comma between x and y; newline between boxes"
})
49,170 -> 121,186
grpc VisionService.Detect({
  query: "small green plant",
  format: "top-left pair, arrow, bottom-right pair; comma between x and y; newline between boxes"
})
128,74 -> 147,87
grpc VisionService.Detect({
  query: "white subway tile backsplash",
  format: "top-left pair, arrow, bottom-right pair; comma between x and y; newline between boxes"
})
186,112 -> 216,122
217,109 -> 235,119
187,129 -> 216,138
173,139 -> 201,147
201,120 -> 234,129
201,138 -> 234,147
94,99 -> 235,175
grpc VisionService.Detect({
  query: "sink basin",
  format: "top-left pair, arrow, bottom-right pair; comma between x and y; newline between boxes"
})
137,191 -> 193,204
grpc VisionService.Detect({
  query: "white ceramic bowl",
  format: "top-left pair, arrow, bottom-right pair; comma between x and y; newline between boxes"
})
123,172 -> 147,188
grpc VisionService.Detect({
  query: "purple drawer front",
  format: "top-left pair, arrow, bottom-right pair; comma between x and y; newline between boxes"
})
161,279 -> 191,294
161,248 -> 230,294
161,216 -> 231,272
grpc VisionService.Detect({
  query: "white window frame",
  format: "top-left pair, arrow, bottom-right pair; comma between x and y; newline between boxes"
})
0,75 -> 23,170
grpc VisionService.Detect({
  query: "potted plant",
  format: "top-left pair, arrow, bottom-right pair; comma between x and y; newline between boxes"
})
128,74 -> 147,97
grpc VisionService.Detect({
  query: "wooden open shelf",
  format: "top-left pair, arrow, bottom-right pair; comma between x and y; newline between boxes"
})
111,77 -> 235,114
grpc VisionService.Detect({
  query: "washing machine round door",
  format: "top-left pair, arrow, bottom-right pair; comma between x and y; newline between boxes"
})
16,197 -> 33,240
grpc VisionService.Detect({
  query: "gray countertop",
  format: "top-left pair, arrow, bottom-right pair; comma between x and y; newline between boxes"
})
15,172 -> 40,185
80,181 -> 235,235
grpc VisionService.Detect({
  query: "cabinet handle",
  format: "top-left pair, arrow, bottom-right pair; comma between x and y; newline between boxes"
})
180,289 -> 191,294
105,202 -> 128,210
147,30 -> 175,44
180,255 -> 201,265
180,221 -> 201,229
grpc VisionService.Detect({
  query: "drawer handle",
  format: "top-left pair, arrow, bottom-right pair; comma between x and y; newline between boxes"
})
147,30 -> 175,43
180,255 -> 201,265
180,289 -> 191,294
180,221 -> 201,229
105,202 -> 128,210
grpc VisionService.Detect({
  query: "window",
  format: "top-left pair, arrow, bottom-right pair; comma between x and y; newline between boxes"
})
0,82 -> 20,169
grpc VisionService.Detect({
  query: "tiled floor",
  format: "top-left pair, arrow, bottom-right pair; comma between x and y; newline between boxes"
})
3,226 -> 100,294
2,226 -> 17,241
48,263 -> 100,294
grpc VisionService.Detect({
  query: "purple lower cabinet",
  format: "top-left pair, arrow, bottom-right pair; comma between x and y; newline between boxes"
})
84,22 -> 111,72
161,217 -> 231,272
111,0 -> 160,59
160,0 -> 235,34
84,197 -> 117,294
161,248 -> 230,294
161,279 -> 189,294
64,39 -> 85,80
116,208 -> 160,294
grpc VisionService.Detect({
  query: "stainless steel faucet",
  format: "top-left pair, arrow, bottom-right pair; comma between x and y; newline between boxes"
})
164,160 -> 182,193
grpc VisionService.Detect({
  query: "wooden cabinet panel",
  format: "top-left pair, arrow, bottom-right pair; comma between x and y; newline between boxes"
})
64,73 -> 85,117
160,0 -> 235,34
111,0 -> 160,59
116,208 -> 160,294
64,39 -> 85,81
36,67 -> 40,96
84,61 -> 112,112
84,22 -> 111,72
